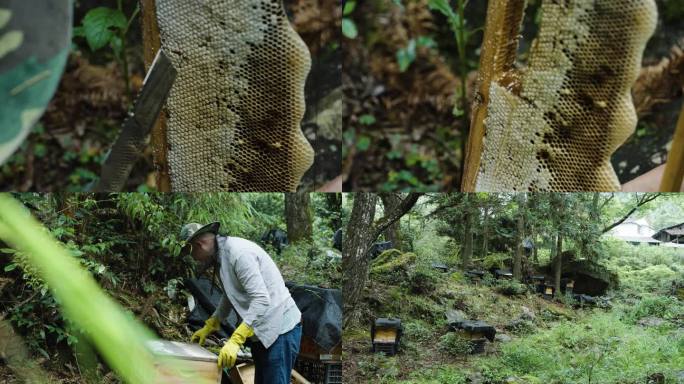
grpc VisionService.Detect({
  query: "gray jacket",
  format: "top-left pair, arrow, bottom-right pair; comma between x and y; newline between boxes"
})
212,236 -> 300,348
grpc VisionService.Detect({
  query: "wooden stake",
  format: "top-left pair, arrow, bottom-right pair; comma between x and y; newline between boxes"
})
140,0 -> 171,192
461,0 -> 527,192
660,101 -> 684,192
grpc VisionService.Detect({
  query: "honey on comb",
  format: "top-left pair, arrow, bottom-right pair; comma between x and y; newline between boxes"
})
156,0 -> 314,192
473,0 -> 657,192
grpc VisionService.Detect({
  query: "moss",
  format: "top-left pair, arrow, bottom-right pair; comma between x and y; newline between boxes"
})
371,250 -> 417,275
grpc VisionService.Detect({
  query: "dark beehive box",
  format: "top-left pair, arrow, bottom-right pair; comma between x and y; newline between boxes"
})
371,318 -> 402,356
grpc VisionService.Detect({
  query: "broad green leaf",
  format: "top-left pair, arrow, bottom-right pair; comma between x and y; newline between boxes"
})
343,0 -> 356,16
396,39 -> 417,72
82,7 -> 126,51
342,18 -> 358,39
356,136 -> 371,152
359,114 -> 377,126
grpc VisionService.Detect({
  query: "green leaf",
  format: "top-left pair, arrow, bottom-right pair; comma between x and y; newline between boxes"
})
416,36 -> 437,49
359,114 -> 376,126
72,26 -> 85,38
33,143 -> 47,158
37,348 -> 50,359
342,18 -> 358,39
82,7 -> 126,51
396,39 -> 417,72
343,0 -> 356,16
356,136 -> 371,152
110,35 -> 123,59
387,150 -> 403,160
4,263 -> 17,272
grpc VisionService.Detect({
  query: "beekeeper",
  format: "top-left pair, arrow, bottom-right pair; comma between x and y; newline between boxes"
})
181,222 -> 302,384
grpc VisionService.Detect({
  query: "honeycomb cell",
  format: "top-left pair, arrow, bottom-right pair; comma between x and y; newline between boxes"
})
156,0 -> 314,191
475,0 -> 657,192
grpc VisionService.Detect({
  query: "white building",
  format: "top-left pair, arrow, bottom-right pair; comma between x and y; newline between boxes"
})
608,218 -> 684,248
607,218 -> 660,246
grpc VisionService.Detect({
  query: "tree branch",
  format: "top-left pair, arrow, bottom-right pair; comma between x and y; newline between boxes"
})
371,193 -> 422,241
601,193 -> 661,233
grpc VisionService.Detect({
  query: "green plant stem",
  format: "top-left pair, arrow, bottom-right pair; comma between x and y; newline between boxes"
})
118,1 -> 140,100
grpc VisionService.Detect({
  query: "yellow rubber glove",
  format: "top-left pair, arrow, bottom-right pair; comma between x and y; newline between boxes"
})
190,316 -> 221,346
217,322 -> 254,368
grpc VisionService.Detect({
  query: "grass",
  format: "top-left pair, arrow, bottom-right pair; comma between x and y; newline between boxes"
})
481,307 -> 684,383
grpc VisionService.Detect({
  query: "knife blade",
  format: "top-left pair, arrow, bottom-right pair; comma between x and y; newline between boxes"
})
94,49 -> 177,192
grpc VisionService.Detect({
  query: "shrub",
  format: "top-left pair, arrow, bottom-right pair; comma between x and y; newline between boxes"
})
625,295 -> 682,323
482,252 -> 511,270
495,279 -> 527,296
408,267 -> 439,294
438,332 -> 473,356
487,312 -> 684,383
403,366 -> 468,384
356,354 -> 401,383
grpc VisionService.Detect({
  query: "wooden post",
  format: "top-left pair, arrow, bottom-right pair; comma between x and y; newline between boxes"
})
140,0 -> 171,192
660,101 -> 684,192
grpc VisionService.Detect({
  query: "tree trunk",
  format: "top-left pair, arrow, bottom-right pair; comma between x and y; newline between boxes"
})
532,231 -> 538,264
284,192 -> 313,243
482,204 -> 489,257
513,194 -> 525,281
554,231 -> 563,297
462,195 -> 473,269
325,193 -> 342,231
342,193 -> 421,328
342,193 -> 378,328
379,194 -> 402,248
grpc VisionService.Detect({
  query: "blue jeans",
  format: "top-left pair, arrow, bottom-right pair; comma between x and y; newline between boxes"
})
252,323 -> 302,384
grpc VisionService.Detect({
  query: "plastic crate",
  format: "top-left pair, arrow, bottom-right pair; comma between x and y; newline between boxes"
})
294,357 -> 342,384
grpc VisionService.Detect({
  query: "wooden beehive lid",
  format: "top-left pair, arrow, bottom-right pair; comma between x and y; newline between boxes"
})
146,340 -> 218,363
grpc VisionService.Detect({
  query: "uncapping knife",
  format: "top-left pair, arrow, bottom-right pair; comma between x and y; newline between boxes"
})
94,50 -> 177,192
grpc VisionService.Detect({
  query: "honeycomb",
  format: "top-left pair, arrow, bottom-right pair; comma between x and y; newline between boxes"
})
155,0 -> 314,191
474,0 -> 657,191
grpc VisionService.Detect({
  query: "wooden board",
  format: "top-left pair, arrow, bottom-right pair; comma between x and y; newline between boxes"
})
145,340 -> 221,384
230,363 -> 256,384
230,363 -> 309,384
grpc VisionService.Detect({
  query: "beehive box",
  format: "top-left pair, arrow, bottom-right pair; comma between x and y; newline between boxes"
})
371,318 -> 402,356
543,285 -> 555,299
230,363 -> 256,384
146,340 -> 221,384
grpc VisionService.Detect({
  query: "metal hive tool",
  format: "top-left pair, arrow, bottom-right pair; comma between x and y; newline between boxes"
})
95,50 -> 177,192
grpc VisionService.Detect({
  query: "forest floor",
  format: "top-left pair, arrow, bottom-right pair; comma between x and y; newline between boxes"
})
343,251 -> 684,383
343,0 -> 684,191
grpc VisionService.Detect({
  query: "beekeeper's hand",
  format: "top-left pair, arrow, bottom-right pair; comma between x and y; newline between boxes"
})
191,316 -> 220,346
217,322 -> 254,368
